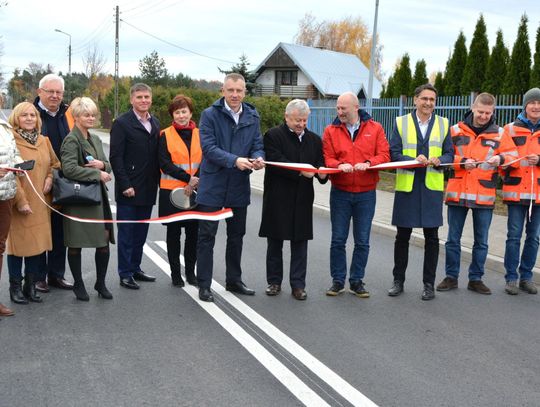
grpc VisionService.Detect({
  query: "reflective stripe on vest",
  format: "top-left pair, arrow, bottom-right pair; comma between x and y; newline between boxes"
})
395,114 -> 448,192
159,126 -> 202,190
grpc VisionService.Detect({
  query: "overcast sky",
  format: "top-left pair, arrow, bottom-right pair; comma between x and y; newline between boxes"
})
1,0 -> 539,86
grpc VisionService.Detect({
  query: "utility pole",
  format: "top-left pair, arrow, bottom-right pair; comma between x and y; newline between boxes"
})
54,29 -> 72,75
366,0 -> 379,114
114,5 -> 120,119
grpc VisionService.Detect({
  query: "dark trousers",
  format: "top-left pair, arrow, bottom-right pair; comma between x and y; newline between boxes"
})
117,204 -> 153,278
393,226 -> 439,285
266,238 -> 308,289
37,211 -> 66,281
196,205 -> 247,289
7,254 -> 42,279
166,220 -> 198,274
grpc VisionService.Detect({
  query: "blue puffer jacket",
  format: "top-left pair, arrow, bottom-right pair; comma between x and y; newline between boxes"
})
196,98 -> 264,207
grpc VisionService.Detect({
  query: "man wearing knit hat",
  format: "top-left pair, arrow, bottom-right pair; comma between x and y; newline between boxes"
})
500,87 -> 540,295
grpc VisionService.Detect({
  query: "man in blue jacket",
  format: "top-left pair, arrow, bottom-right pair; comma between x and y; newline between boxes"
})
196,73 -> 265,302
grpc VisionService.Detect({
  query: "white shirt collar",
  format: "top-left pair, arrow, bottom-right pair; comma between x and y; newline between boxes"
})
38,100 -> 59,117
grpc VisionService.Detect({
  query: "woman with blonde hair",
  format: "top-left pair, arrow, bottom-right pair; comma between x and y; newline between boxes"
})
7,102 -> 59,304
61,97 -> 114,301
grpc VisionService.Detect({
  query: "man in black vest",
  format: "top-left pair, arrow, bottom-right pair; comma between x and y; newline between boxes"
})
110,83 -> 160,289
34,74 -> 74,292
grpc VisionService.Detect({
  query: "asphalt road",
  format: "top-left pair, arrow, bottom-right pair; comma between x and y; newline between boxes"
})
1,149 -> 539,406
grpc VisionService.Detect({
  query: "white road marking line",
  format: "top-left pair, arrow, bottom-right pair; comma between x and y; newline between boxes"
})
143,244 -> 330,407
151,241 -> 378,407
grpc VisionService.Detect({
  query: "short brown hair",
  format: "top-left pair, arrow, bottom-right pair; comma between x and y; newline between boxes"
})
168,95 -> 194,117
473,92 -> 496,107
414,83 -> 438,97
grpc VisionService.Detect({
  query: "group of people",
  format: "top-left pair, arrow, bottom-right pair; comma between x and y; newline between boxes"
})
0,72 -> 538,319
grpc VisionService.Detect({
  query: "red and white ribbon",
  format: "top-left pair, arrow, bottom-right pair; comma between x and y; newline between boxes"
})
4,167 -> 233,224
263,161 -> 341,174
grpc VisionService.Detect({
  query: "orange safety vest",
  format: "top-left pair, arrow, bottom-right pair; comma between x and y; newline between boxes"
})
445,121 -> 518,207
65,106 -> 75,130
159,126 -> 202,190
501,122 -> 540,204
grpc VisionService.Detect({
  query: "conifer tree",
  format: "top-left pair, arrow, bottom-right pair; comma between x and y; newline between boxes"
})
444,31 -> 468,96
483,29 -> 509,95
503,14 -> 531,95
411,59 -> 428,93
385,73 -> 396,98
461,15 -> 490,94
393,54 -> 412,96
434,72 -> 444,96
531,24 -> 540,87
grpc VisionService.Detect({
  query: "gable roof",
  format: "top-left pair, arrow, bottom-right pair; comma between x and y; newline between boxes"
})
254,42 -> 382,98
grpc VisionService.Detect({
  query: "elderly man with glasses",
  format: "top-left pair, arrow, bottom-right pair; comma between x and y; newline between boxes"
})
33,73 -> 75,292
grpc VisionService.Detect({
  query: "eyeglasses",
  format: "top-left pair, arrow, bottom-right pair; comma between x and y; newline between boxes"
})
41,88 -> 64,96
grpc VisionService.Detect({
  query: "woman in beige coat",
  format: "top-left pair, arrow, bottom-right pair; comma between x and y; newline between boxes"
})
7,102 -> 60,304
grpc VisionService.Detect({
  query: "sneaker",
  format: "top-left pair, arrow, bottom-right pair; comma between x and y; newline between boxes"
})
350,281 -> 370,298
436,277 -> 458,291
326,282 -> 345,296
504,281 -> 519,295
519,280 -> 538,294
467,280 -> 491,295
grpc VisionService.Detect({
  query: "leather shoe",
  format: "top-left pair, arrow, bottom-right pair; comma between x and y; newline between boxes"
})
35,281 -> 50,293
0,302 -> 15,316
120,276 -> 140,290
199,287 -> 214,302
133,271 -> 156,282
388,280 -> 404,297
48,277 -> 74,290
265,284 -> 281,296
225,282 -> 255,296
422,283 -> 435,301
291,288 -> 307,300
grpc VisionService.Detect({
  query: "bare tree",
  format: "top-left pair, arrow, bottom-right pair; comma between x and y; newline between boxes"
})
83,44 -> 107,78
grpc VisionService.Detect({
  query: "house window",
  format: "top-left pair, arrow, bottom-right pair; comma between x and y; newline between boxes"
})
276,70 -> 298,86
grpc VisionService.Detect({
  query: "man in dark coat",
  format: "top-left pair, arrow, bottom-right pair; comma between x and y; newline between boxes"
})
196,73 -> 265,302
109,83 -> 160,290
34,73 -> 74,292
388,84 -> 454,300
259,99 -> 327,300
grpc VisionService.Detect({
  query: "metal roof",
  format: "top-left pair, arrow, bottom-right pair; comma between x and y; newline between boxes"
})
255,42 -> 382,98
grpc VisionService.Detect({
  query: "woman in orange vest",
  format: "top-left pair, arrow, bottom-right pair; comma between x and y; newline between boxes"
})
158,95 -> 202,287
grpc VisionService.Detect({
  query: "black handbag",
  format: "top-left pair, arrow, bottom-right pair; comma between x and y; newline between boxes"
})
52,169 -> 102,206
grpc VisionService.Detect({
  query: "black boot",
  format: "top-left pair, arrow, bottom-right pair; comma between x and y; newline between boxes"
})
171,269 -> 185,287
185,267 -> 197,286
22,273 -> 42,303
9,278 -> 28,304
68,249 -> 89,301
94,248 -> 112,299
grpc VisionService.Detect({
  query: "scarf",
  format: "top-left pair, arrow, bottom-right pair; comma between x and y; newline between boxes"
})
172,120 -> 196,132
19,129 -> 39,145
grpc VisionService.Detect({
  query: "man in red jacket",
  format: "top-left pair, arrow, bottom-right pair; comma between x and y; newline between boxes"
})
322,92 -> 390,297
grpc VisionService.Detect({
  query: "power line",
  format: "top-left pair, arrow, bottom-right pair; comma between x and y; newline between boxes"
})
120,18 -> 236,64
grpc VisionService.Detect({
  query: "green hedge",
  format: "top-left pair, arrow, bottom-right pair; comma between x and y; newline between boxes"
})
101,85 -> 289,134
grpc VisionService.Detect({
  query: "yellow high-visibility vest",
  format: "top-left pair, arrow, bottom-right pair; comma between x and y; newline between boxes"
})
395,113 -> 448,192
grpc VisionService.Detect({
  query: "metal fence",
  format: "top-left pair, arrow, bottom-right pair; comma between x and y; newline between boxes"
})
307,94 -> 523,137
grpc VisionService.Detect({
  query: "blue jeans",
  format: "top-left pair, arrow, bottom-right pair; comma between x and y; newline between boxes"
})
329,188 -> 376,285
504,204 -> 540,282
116,204 -> 153,278
445,205 -> 493,281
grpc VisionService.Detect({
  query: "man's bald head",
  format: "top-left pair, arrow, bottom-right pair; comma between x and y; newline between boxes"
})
336,92 -> 360,125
